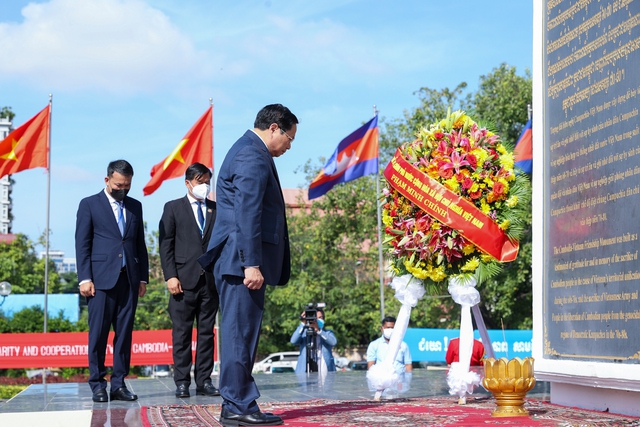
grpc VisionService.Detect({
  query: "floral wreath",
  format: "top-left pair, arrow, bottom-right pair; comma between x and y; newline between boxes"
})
381,110 -> 531,294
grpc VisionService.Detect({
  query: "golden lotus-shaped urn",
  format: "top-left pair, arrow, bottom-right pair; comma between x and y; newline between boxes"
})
482,357 -> 536,417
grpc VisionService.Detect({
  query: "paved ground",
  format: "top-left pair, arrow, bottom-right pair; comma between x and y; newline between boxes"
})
0,367 -> 551,426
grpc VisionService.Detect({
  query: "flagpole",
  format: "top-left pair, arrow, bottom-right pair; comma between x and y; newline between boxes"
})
373,105 -> 385,321
209,97 -> 221,374
43,94 -> 52,385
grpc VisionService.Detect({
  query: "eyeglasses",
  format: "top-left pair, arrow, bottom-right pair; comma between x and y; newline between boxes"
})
280,128 -> 294,142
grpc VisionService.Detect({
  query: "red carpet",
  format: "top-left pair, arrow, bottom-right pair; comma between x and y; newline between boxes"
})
141,397 -> 640,427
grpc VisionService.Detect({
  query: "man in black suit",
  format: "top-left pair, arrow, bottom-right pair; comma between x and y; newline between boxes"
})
159,163 -> 220,398
76,159 -> 149,403
199,104 -> 297,426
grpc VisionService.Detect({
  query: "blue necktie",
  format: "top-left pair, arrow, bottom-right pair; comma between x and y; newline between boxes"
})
197,201 -> 205,236
117,202 -> 125,236
118,202 -> 126,267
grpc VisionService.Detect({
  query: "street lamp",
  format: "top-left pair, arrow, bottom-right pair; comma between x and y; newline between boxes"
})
355,260 -> 362,286
0,281 -> 11,307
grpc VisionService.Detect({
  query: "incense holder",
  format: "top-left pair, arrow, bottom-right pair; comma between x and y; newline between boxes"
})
482,357 -> 536,417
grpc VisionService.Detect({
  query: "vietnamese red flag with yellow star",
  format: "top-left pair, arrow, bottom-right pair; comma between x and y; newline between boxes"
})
0,105 -> 50,179
143,106 -> 213,196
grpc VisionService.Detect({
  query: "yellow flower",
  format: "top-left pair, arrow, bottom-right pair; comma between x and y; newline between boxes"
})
481,254 -> 495,263
471,148 -> 488,165
480,199 -> 490,214
496,144 -> 507,154
444,176 -> 459,192
426,264 -> 447,282
382,212 -> 393,226
461,257 -> 480,272
404,259 -> 429,280
462,244 -> 476,255
499,152 -> 515,169
506,195 -> 519,208
499,220 -> 510,230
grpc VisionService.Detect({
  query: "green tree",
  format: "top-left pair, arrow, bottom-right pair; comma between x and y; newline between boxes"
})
0,234 -> 60,294
380,83 -> 472,163
262,64 -> 533,352
133,225 -> 171,330
7,306 -> 75,333
261,168 -> 383,355
472,63 -> 532,145
0,106 -> 15,121
471,63 -> 533,329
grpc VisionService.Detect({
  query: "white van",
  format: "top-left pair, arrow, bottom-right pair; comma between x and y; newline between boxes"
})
252,351 -> 299,373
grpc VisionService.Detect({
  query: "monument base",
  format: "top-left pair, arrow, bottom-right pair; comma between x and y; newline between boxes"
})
550,382 -> 640,417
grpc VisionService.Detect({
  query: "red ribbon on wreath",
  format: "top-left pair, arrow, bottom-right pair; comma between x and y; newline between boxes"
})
384,149 -> 519,262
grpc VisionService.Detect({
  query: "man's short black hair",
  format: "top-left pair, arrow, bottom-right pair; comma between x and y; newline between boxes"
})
382,316 -> 396,325
254,104 -> 299,132
185,162 -> 212,181
107,160 -> 134,177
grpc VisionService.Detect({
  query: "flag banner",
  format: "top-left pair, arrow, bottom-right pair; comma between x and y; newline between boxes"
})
308,115 -> 379,199
0,105 -> 50,179
0,329 -> 216,368
143,106 -> 213,196
514,119 -> 532,174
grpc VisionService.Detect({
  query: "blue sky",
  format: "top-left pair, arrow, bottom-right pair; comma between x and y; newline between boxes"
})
0,0 -> 533,260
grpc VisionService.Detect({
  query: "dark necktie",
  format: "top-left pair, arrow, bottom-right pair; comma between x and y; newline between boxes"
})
197,201 -> 205,235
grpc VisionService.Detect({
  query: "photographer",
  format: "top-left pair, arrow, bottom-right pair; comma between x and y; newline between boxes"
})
290,307 -> 337,373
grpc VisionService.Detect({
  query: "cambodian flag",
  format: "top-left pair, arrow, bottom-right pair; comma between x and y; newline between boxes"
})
308,116 -> 379,200
514,119 -> 532,174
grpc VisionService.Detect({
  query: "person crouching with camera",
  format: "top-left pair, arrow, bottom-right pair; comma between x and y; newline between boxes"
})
290,308 -> 337,374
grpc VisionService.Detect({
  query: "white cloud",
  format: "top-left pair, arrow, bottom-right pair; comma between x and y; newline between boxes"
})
0,0 -> 201,93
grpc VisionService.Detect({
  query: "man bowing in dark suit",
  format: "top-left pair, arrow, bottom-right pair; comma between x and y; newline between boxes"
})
76,159 -> 149,403
159,162 -> 220,399
199,104 -> 297,426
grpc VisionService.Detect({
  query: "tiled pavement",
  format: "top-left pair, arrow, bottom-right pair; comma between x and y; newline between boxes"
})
0,367 -> 551,426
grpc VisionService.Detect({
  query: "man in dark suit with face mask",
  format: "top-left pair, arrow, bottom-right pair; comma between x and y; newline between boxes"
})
159,162 -> 219,398
76,159 -> 149,403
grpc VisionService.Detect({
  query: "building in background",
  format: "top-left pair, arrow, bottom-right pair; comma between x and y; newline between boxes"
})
0,116 -> 13,235
39,249 -> 77,274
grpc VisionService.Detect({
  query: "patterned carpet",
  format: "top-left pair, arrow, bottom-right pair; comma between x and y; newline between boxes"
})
141,396 -> 640,427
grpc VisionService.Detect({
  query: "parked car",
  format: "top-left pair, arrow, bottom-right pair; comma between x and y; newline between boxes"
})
253,351 -> 299,373
268,361 -> 295,374
150,364 -> 173,378
347,361 -> 368,371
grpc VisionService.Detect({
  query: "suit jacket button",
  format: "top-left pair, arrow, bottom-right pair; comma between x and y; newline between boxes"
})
118,254 -> 123,258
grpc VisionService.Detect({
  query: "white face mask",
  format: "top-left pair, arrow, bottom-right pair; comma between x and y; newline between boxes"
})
190,183 -> 210,200
383,328 -> 393,340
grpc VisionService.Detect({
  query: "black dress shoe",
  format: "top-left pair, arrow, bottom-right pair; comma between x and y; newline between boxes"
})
175,384 -> 190,398
110,386 -> 138,401
92,388 -> 108,403
196,381 -> 220,396
219,408 -> 283,426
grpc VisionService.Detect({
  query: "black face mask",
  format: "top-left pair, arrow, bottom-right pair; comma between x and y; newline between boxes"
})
110,188 -> 129,201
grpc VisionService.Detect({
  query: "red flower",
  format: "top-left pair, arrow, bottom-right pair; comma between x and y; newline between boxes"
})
466,153 -> 477,169
438,161 -> 454,179
469,190 -> 482,199
462,177 -> 474,190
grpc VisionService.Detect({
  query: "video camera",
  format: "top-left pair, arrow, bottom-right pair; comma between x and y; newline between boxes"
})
300,302 -> 326,373
300,302 -> 326,323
